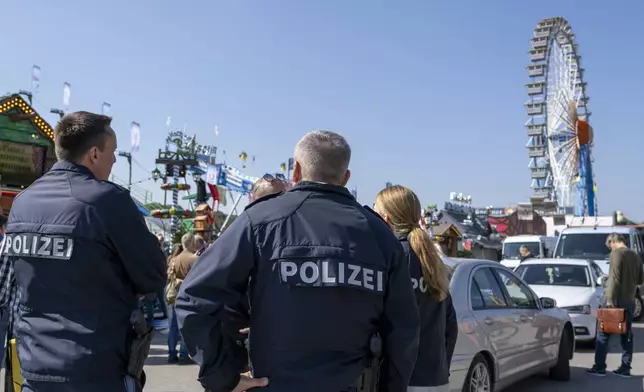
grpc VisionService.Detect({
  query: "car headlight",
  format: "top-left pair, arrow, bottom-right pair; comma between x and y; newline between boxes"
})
562,305 -> 591,314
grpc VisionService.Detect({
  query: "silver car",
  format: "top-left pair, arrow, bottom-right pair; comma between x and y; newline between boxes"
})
446,259 -> 574,391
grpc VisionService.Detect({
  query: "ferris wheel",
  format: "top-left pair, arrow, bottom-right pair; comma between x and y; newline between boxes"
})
525,17 -> 597,217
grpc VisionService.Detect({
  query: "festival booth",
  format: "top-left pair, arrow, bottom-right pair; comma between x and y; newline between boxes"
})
0,94 -> 56,215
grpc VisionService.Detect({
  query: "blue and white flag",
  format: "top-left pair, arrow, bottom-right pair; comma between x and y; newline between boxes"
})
205,164 -> 218,185
216,164 -> 260,194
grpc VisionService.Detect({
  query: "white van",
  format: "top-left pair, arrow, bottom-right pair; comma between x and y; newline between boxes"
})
500,235 -> 557,269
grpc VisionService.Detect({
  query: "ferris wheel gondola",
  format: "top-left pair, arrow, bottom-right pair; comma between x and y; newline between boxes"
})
525,17 -> 597,216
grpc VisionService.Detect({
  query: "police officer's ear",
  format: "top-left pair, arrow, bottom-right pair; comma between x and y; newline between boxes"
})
291,160 -> 302,184
88,146 -> 100,163
340,169 -> 351,187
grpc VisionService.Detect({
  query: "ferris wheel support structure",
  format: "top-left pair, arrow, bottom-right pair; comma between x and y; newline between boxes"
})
525,17 -> 597,217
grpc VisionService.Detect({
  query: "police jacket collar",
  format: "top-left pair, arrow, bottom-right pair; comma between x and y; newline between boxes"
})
51,160 -> 96,178
290,181 -> 353,199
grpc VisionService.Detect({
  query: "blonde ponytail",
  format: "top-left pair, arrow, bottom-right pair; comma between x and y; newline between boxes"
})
375,184 -> 450,301
407,225 -> 449,301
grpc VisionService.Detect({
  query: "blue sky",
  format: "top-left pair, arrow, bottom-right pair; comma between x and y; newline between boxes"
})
2,1 -> 643,217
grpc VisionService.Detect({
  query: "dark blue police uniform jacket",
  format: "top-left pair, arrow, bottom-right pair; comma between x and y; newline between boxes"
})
176,182 -> 420,392
399,239 -> 457,387
4,161 -> 167,382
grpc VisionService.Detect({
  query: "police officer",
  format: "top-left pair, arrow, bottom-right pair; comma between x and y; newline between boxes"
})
2,111 -> 167,391
374,186 -> 457,392
176,130 -> 420,392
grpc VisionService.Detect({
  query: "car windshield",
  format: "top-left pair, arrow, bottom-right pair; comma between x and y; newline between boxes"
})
503,241 -> 540,259
554,233 -> 629,260
514,264 -> 591,287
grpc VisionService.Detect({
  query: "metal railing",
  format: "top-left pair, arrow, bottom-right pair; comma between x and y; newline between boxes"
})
109,174 -> 153,204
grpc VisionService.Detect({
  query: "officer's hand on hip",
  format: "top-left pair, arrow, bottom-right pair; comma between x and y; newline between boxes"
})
232,375 -> 268,392
240,328 -> 250,334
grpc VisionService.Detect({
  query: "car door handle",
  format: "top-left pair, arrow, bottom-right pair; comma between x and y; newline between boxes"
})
519,315 -> 528,322
483,317 -> 494,325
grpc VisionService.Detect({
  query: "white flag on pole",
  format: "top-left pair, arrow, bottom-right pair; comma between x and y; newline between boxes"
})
214,125 -> 219,137
206,165 -> 218,185
62,82 -> 71,109
31,65 -> 41,94
131,122 -> 140,152
165,116 -> 171,129
101,102 -> 111,116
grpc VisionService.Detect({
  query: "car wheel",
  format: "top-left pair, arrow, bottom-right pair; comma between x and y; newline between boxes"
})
549,328 -> 571,381
462,354 -> 492,392
633,292 -> 643,321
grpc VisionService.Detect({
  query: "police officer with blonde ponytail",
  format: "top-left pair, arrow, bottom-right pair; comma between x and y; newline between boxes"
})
374,185 -> 458,392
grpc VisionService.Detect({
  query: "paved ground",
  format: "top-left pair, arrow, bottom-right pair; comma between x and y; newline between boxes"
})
3,321 -> 644,391
144,323 -> 644,392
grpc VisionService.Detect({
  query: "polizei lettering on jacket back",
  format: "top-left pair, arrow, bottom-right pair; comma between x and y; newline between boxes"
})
2,233 -> 74,260
279,259 -> 385,292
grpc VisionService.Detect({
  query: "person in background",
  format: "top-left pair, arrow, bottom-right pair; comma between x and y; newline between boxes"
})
141,233 -> 169,323
194,235 -> 207,257
218,175 -> 290,377
519,245 -> 533,262
167,234 -> 198,364
374,185 -> 457,392
173,233 -> 198,280
166,244 -> 189,363
251,174 -> 287,201
588,233 -> 644,378
156,233 -> 168,256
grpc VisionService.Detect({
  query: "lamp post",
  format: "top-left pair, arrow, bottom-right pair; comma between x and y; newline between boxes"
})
151,168 -> 161,182
50,108 -> 64,119
118,151 -> 133,190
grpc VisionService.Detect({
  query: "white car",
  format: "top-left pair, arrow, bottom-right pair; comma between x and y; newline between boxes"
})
446,258 -> 574,391
513,258 -> 606,345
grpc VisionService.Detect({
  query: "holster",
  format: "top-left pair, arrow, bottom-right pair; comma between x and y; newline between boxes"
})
127,309 -> 154,388
354,334 -> 382,392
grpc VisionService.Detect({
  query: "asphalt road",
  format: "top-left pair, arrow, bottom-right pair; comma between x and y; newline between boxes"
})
143,323 -> 644,392
3,322 -> 644,391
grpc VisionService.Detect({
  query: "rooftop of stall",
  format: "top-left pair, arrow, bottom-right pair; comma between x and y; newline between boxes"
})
0,94 -> 148,216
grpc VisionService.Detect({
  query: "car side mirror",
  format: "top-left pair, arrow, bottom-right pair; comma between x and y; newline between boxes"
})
540,297 -> 557,309
597,275 -> 608,287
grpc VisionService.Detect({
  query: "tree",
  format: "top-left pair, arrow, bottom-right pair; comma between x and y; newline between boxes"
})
172,221 -> 188,245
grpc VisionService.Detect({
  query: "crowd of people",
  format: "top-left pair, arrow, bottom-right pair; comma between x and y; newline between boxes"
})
0,109 -> 639,392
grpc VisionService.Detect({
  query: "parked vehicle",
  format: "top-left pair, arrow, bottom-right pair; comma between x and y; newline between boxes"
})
446,259 -> 574,392
514,258 -> 606,346
553,226 -> 643,320
500,235 -> 556,270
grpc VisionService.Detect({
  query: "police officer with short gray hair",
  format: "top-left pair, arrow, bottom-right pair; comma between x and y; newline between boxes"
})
1,111 -> 167,391
176,130 -> 420,392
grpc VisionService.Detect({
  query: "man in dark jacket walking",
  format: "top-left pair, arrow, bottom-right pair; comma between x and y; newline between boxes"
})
588,233 -> 644,378
1,112 -> 167,391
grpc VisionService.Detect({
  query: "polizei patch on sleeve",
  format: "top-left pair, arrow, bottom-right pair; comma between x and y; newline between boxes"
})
2,234 -> 74,260
279,259 -> 385,292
